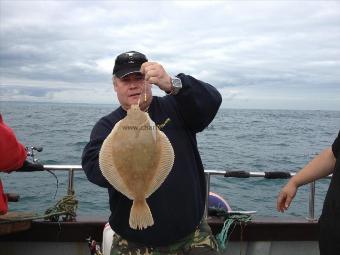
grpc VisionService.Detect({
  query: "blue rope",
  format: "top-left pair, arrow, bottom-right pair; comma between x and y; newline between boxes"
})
215,214 -> 252,252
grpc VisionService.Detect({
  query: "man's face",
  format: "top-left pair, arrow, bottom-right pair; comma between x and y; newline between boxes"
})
113,73 -> 152,110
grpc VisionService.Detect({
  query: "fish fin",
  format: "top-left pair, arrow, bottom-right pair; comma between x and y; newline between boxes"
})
129,199 -> 154,230
99,121 -> 134,199
146,131 -> 174,197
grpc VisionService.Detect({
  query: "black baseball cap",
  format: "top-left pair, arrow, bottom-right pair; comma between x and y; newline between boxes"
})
112,51 -> 148,78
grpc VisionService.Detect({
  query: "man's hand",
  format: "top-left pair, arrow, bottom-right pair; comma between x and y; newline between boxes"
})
16,160 -> 44,172
140,62 -> 172,93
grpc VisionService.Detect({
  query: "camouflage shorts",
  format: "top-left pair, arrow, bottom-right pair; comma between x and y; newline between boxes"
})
110,220 -> 220,255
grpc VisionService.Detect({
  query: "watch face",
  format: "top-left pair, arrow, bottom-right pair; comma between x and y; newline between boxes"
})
172,77 -> 182,88
170,77 -> 182,95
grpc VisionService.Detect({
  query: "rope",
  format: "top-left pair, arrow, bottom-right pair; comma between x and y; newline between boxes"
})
44,191 -> 78,221
215,212 -> 252,253
0,192 -> 78,224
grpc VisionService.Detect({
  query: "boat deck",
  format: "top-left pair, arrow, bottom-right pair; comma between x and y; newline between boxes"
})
0,216 -> 320,255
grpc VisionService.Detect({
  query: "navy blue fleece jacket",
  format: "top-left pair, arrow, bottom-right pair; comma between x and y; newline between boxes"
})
82,73 -> 222,246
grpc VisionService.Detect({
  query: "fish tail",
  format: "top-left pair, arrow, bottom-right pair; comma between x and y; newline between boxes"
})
129,199 -> 154,230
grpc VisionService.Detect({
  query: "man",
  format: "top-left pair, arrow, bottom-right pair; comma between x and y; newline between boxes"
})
0,114 -> 27,214
82,51 -> 222,254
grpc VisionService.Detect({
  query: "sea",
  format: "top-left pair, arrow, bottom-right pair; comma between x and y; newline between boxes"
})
1,101 -> 339,219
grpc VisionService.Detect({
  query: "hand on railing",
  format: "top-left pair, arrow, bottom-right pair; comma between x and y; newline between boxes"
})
16,160 -> 44,172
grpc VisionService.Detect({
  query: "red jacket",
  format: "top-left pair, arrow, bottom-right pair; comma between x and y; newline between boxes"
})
0,114 -> 27,214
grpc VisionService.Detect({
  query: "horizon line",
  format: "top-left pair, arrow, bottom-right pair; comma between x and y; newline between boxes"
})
1,100 -> 339,112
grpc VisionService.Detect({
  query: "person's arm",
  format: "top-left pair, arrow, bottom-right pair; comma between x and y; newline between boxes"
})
0,115 -> 27,172
173,73 -> 222,133
82,119 -> 112,188
277,147 -> 336,212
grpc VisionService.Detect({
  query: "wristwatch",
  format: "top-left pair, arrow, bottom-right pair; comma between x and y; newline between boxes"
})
168,76 -> 182,95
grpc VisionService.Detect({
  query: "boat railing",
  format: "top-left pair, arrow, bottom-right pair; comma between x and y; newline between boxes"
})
40,165 -> 332,222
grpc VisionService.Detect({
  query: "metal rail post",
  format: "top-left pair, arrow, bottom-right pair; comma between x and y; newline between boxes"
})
306,181 -> 316,222
66,168 -> 75,221
204,172 -> 211,219
67,168 -> 75,195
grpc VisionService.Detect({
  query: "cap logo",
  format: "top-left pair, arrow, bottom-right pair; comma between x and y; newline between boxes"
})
127,52 -> 135,63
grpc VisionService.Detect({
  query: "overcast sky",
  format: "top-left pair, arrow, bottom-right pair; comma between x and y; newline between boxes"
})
0,0 -> 339,110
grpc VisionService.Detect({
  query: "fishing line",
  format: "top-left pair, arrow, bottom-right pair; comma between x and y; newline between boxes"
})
46,169 -> 59,200
138,80 -> 148,110
144,80 -> 147,102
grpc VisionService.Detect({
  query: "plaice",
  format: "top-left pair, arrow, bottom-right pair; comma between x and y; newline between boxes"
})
99,104 -> 174,230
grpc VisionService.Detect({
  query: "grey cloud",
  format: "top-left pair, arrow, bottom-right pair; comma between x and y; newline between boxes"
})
0,1 -> 339,109
0,85 -> 64,98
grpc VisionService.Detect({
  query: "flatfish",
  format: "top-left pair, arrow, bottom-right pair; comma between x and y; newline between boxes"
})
99,104 -> 174,230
